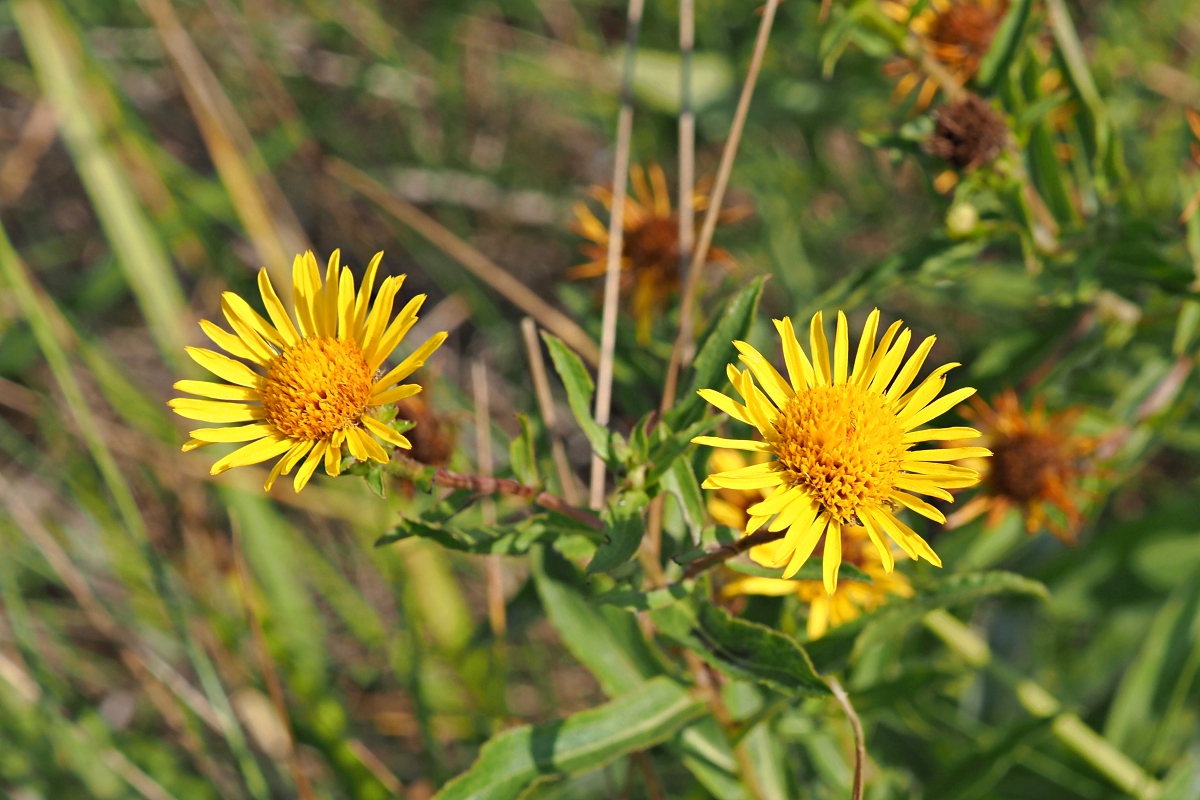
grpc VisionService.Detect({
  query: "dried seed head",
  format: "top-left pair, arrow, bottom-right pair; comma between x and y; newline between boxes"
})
925,93 -> 1008,171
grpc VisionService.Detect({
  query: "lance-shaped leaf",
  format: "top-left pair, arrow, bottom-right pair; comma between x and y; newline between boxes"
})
587,490 -> 650,575
541,332 -> 617,463
653,601 -> 830,696
666,277 -> 764,430
976,0 -> 1034,89
434,677 -> 706,800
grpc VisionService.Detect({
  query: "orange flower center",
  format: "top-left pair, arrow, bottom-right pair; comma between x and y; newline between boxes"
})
989,432 -> 1065,502
772,384 -> 906,523
261,337 -> 372,441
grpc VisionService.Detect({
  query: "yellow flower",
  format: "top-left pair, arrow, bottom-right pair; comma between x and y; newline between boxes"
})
723,526 -> 914,639
693,309 -> 989,593
947,389 -> 1095,543
569,163 -> 743,344
881,0 -> 1008,110
170,250 -> 447,492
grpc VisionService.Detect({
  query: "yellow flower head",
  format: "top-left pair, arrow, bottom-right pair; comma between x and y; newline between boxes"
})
947,389 -> 1095,543
881,0 -> 1008,110
723,525 -> 915,639
693,309 -> 989,593
569,163 -> 742,344
170,250 -> 447,493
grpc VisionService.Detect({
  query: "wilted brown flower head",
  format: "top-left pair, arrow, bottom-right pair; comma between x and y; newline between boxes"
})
947,389 -> 1095,543
925,93 -> 1009,171
881,0 -> 1008,110
569,163 -> 746,344
394,393 -> 455,467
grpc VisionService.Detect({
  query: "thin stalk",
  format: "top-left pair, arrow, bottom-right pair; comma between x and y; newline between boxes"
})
329,157 -> 600,366
828,677 -> 865,800
474,360 -> 507,639
645,0 -> 698,580
521,318 -> 582,505
589,0 -> 646,509
661,0 -> 781,410
923,609 -> 1162,800
432,466 -> 603,530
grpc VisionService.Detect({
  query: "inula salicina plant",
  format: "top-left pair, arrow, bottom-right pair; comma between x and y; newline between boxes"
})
1,0 -> 1199,798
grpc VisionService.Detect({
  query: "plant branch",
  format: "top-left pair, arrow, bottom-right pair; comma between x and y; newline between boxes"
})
432,467 -> 603,530
682,529 -> 785,579
828,677 -> 865,800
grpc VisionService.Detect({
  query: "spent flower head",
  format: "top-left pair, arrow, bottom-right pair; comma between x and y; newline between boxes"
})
170,250 -> 446,492
693,309 -> 989,593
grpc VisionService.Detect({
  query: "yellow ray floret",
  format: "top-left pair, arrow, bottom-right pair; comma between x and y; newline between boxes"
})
169,250 -> 447,493
695,309 -> 989,592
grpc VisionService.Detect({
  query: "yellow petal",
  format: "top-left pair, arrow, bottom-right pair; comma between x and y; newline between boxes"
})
691,436 -> 769,452
697,389 -> 754,427
366,294 -> 425,371
353,252 -> 385,340
903,387 -> 977,431
895,363 -> 959,415
723,577 -> 801,598
182,439 -> 207,452
868,328 -> 912,395
701,472 -> 784,491
878,509 -> 942,567
323,249 -> 342,341
200,319 -> 256,361
188,423 -> 274,443
169,398 -> 265,423
295,439 -> 329,492
174,380 -> 259,402
885,335 -> 936,401
363,416 -> 412,449
859,320 -> 903,388
858,512 -> 895,573
850,309 -> 881,385
370,384 -> 423,406
767,492 -> 815,533
222,291 -> 284,353
746,485 -> 802,518
833,311 -> 849,385
257,268 -> 300,346
372,332 -> 447,394
336,265 -> 356,341
902,426 -> 981,444
774,317 -> 815,390
894,477 -> 954,502
344,425 -> 368,461
865,506 -> 918,560
823,519 -> 842,594
904,446 -> 992,462
326,429 -> 346,476
734,341 -> 793,409
807,596 -> 831,639
349,426 -> 388,463
360,276 -> 404,354
782,512 -> 831,578
210,435 -> 293,475
889,491 -> 947,524
809,311 -> 831,386
186,347 -> 262,387
291,253 -> 317,338
770,501 -> 821,566
264,440 -> 313,491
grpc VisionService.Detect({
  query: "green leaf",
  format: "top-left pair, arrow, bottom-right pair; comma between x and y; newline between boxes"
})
807,571 -> 1049,673
587,490 -> 650,575
434,677 -> 706,800
1173,300 -> 1200,356
376,511 -> 599,555
541,332 -> 612,463
510,413 -> 540,486
653,602 -> 829,696
593,583 -> 691,611
645,416 -> 719,487
726,559 -> 873,585
660,458 -> 706,543
532,547 -> 653,696
976,0 -> 1033,90
666,278 -> 765,431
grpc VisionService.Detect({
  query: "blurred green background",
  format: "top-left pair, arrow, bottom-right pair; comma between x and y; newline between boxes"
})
1,0 -> 1200,798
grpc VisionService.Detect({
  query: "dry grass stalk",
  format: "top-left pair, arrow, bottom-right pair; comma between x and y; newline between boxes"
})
473,360 -> 507,638
521,318 -> 582,505
661,0 -> 782,410
328,157 -> 601,366
589,0 -> 647,509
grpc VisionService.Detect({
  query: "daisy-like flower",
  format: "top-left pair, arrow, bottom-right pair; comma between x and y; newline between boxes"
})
170,250 -> 447,492
693,309 -> 989,593
946,389 -> 1094,543
723,526 -> 914,639
881,0 -> 1008,110
569,163 -> 744,343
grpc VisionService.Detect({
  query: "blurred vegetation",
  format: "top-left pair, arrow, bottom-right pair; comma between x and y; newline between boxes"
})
0,0 -> 1199,798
